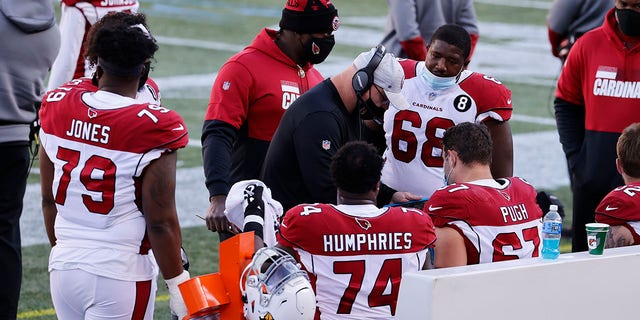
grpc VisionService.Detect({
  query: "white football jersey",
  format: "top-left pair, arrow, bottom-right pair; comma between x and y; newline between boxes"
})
427,178 -> 543,264
382,62 -> 512,198
40,79 -> 188,281
48,0 -> 140,90
596,182 -> 640,244
278,203 -> 436,319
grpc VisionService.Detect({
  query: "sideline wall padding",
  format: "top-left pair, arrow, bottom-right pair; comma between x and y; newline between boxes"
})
396,245 -> 640,320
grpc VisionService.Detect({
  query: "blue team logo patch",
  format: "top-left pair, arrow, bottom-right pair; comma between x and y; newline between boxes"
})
453,94 -> 472,112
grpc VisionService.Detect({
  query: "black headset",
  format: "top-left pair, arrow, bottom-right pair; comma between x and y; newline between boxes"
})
352,44 -> 386,96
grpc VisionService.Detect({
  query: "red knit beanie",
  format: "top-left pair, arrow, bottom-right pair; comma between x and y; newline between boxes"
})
279,0 -> 339,34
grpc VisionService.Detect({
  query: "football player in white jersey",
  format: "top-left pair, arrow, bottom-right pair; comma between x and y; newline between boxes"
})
80,11 -> 161,104
382,24 -> 513,198
425,122 -> 542,267
47,0 -> 139,91
39,13 -> 190,319
55,12 -> 161,105
277,141 -> 437,319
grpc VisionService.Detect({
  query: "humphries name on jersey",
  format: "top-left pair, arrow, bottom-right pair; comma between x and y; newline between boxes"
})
322,232 -> 412,253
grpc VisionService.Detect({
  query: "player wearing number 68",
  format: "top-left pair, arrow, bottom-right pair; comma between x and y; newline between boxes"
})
382,24 -> 513,199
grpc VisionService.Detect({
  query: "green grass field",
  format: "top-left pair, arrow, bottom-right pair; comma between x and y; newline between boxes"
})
18,0 -> 573,318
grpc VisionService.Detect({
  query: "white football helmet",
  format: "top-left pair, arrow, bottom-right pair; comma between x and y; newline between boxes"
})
241,247 -> 316,320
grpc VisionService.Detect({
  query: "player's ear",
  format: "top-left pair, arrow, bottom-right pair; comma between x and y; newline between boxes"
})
616,158 -> 625,176
138,61 -> 151,90
293,31 -> 306,43
463,59 -> 471,69
95,66 -> 104,81
448,150 -> 460,166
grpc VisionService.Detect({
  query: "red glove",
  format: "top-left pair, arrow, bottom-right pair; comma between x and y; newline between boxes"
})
557,38 -> 571,61
469,33 -> 479,60
61,0 -> 82,5
400,36 -> 427,61
547,27 -> 564,58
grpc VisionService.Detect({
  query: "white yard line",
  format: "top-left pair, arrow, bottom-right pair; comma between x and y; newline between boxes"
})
20,129 -> 568,247
155,36 -> 245,52
474,0 -> 552,10
187,114 -> 557,148
156,20 -> 560,87
511,114 -> 556,126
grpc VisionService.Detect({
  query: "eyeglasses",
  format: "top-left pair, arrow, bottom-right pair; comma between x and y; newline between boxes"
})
373,85 -> 390,106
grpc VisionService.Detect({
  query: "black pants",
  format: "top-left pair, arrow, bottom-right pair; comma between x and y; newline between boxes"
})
570,184 -> 611,252
0,144 -> 29,319
218,230 -> 235,242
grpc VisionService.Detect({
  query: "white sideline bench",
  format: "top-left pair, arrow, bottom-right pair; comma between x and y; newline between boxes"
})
396,245 -> 640,320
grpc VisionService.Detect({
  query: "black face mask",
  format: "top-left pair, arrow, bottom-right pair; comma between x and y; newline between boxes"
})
358,97 -> 386,125
302,35 -> 335,64
616,8 -> 640,36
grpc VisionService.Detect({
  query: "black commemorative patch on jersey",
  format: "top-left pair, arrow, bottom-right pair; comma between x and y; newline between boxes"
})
453,94 -> 472,112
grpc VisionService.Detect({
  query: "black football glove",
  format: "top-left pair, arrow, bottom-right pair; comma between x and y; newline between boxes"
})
180,246 -> 189,271
536,190 -> 565,219
243,184 -> 265,240
244,184 -> 264,218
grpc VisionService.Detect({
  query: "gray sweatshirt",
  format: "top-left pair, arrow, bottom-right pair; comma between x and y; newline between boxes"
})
380,0 -> 478,58
0,0 -> 60,144
547,0 -> 613,38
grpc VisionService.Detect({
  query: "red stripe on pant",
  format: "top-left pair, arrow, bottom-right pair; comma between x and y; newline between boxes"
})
132,279 -> 152,320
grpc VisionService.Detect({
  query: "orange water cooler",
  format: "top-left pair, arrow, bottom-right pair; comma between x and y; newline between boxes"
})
178,232 -> 255,320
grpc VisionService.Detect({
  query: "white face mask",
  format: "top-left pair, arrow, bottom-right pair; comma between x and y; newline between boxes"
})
421,66 -> 459,91
443,154 -> 454,185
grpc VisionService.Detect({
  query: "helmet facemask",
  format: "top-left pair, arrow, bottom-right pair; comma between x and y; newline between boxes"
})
240,247 -> 316,320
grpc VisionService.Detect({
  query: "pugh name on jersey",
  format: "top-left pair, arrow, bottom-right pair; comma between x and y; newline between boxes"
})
323,232 -> 412,253
500,203 -> 530,223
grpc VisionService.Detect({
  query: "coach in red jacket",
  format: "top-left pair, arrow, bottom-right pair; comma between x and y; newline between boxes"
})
555,1 -> 640,252
201,0 -> 339,241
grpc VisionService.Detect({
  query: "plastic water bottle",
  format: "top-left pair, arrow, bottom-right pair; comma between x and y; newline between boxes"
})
541,204 -> 562,259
